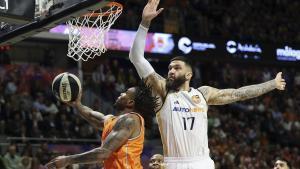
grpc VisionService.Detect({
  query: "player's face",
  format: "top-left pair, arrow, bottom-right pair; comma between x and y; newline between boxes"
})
166,60 -> 189,90
149,154 -> 164,169
114,87 -> 136,111
273,160 -> 289,169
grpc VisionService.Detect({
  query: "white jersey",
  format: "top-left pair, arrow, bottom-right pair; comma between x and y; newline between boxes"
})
156,88 -> 210,157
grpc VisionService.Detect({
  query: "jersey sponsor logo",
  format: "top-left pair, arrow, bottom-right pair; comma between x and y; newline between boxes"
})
172,106 -> 204,113
191,95 -> 201,104
174,100 -> 179,104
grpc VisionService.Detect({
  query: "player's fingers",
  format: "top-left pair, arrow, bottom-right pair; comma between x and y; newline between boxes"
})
156,8 -> 164,16
149,0 -> 155,7
154,0 -> 160,7
45,163 -> 55,169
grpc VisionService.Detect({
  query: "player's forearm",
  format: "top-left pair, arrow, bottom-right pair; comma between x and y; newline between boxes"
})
141,19 -> 151,28
129,24 -> 148,63
233,79 -> 277,100
214,79 -> 277,104
75,104 -> 103,129
129,24 -> 155,79
68,148 -> 111,165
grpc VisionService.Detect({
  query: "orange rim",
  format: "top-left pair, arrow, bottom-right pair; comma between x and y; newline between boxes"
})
83,2 -> 123,17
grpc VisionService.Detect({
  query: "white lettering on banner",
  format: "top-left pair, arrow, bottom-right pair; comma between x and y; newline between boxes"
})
276,46 -> 300,61
226,40 -> 262,54
192,42 -> 216,51
178,37 -> 216,54
0,0 -> 8,10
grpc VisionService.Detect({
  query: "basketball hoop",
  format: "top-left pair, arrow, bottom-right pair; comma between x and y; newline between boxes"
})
0,22 -> 9,30
66,2 -> 122,61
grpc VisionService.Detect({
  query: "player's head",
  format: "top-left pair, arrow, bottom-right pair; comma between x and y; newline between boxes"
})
167,56 -> 193,90
114,81 -> 159,128
149,154 -> 164,169
273,159 -> 291,169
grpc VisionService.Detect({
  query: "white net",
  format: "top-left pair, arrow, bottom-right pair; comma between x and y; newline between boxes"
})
0,22 -> 8,30
66,2 -> 122,61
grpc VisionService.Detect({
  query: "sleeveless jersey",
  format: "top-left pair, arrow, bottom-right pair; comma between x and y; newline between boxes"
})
156,88 -> 209,157
102,113 -> 144,169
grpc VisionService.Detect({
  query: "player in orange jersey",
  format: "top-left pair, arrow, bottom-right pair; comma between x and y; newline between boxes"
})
45,82 -> 158,169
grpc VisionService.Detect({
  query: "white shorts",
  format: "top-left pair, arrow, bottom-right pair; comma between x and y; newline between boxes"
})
164,156 -> 215,169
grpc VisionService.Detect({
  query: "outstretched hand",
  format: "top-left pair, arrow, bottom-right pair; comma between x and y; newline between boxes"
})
274,72 -> 286,90
141,0 -> 164,27
63,90 -> 82,107
45,156 -> 70,169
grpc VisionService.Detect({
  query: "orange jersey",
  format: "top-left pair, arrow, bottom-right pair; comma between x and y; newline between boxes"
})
102,113 -> 145,169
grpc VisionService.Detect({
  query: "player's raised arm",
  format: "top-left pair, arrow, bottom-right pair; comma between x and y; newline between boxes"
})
45,114 -> 139,168
198,72 -> 286,105
67,90 -> 111,130
129,0 -> 165,97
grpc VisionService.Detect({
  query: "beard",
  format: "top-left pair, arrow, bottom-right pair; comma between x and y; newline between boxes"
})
166,75 -> 186,91
113,101 -> 125,111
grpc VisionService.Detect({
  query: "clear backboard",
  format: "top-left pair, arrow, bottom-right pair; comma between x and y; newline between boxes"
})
0,0 -> 112,46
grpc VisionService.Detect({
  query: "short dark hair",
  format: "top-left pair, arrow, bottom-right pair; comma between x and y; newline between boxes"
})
283,159 -> 292,169
133,81 -> 159,129
276,158 -> 292,169
170,56 -> 193,68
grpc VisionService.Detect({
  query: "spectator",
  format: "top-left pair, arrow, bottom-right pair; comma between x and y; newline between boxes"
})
2,144 -> 23,169
149,154 -> 164,169
273,159 -> 291,169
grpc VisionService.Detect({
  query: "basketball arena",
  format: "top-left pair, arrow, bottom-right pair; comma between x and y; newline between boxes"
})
0,0 -> 299,168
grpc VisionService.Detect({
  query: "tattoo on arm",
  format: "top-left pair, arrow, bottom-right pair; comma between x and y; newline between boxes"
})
144,72 -> 165,85
144,72 -> 166,109
69,116 -> 137,165
101,116 -> 136,151
76,104 -> 105,129
200,80 -> 277,105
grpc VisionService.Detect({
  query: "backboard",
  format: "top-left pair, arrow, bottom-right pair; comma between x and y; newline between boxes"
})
0,0 -> 111,46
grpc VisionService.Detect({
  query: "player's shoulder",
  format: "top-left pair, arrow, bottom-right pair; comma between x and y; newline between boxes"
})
116,113 -> 140,130
197,85 -> 212,90
103,114 -> 115,126
117,113 -> 140,126
196,86 -> 214,95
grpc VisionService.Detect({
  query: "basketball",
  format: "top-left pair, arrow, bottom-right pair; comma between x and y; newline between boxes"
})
52,72 -> 81,102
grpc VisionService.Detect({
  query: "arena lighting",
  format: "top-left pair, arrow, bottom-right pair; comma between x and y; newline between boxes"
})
45,25 -> 300,62
49,25 -> 175,54
276,46 -> 300,61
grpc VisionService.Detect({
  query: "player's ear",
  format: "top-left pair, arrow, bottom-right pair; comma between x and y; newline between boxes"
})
127,100 -> 135,108
185,71 -> 192,80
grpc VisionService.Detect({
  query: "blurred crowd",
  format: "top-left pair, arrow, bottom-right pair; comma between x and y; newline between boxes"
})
117,0 -> 300,43
0,58 -> 299,168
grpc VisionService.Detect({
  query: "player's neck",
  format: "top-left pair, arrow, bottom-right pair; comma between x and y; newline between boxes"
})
118,108 -> 135,115
177,82 -> 190,91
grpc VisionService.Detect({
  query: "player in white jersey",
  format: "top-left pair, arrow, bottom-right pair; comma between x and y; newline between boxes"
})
129,0 -> 287,168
